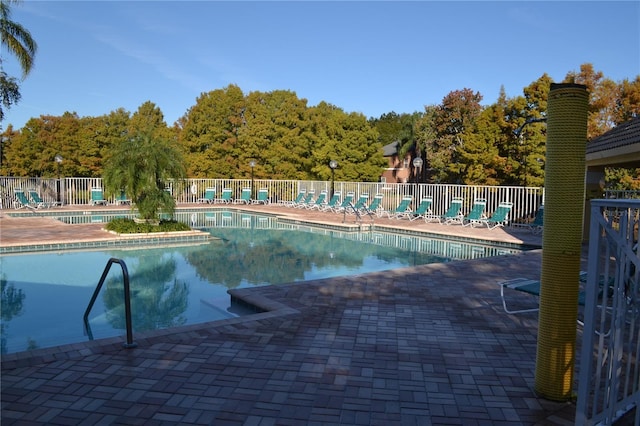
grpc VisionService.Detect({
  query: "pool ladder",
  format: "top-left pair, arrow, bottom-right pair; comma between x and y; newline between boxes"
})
83,258 -> 137,349
342,202 -> 375,225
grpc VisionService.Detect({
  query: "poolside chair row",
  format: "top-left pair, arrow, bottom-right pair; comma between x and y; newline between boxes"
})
381,196 -> 512,229
280,192 -> 512,229
436,197 -> 513,229
512,205 -> 544,234
88,187 -> 131,206
197,187 -> 270,205
13,188 -> 60,209
281,191 -> 511,229
284,190 -> 385,216
380,195 -> 432,221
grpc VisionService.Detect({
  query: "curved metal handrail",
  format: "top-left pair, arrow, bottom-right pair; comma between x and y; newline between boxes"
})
342,202 -> 375,224
83,258 -> 137,348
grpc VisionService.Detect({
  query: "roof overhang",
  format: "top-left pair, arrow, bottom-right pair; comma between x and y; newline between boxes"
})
586,142 -> 640,168
585,117 -> 640,169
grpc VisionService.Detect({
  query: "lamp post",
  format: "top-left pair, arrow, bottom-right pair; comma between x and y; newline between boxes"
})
329,160 -> 338,199
249,159 -> 256,199
412,156 -> 423,209
54,154 -> 63,205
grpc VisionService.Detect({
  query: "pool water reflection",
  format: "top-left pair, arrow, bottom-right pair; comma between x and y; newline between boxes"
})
0,211 -> 522,354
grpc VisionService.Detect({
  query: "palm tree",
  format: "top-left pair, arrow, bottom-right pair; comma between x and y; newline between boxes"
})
0,0 -> 37,121
0,0 -> 36,76
104,129 -> 186,221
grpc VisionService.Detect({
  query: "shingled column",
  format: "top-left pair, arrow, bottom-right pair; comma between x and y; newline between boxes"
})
535,83 -> 589,401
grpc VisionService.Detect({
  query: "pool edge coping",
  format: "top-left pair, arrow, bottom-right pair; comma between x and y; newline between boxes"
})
1,289 -> 301,369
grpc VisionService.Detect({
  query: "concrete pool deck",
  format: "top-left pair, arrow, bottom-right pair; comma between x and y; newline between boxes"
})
0,204 -> 607,424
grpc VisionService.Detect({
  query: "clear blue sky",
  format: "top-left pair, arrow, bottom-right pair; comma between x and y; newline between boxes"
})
2,1 -> 639,130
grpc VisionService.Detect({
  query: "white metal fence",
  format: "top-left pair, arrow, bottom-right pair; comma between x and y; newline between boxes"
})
576,199 -> 640,425
0,176 -> 546,223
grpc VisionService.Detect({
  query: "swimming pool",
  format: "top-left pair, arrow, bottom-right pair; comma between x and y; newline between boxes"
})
0,210 -> 523,354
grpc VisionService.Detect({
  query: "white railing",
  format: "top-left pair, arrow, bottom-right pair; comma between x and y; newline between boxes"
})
0,176 -> 545,222
605,189 -> 640,199
0,177 -> 61,209
576,199 -> 640,425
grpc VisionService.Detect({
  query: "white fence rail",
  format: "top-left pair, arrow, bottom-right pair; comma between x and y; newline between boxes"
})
605,190 -> 640,199
576,199 -> 640,425
0,176 -> 546,222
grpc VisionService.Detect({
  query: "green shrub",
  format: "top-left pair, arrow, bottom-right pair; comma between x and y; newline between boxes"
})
105,218 -> 191,234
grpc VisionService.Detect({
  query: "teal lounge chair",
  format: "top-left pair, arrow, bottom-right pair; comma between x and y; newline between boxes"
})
252,188 -> 270,204
28,189 -> 55,208
498,272 -> 613,335
308,190 -> 328,210
90,187 -> 108,206
284,189 -> 305,207
13,188 -> 36,209
115,190 -> 131,206
481,202 -> 513,229
321,191 -> 342,212
499,277 -> 556,314
349,193 -> 369,213
296,190 -> 316,208
197,187 -> 216,204
528,205 -> 544,234
216,188 -> 233,204
408,197 -> 433,221
462,198 -> 487,227
382,195 -> 413,219
363,194 -> 384,216
332,191 -> 355,213
438,197 -> 463,224
234,187 -> 251,204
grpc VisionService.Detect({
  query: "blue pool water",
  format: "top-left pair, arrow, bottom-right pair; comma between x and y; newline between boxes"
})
0,210 -> 522,354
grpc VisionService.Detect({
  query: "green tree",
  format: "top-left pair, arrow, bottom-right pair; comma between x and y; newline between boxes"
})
413,106 -> 437,182
564,63 -> 620,139
0,71 -> 19,122
309,102 -> 385,181
459,106 -> 502,185
432,88 -> 483,183
616,76 -> 640,123
369,112 -> 405,146
2,112 -> 87,177
497,76 -> 550,186
178,84 -> 246,178
0,122 -> 16,172
103,102 -> 186,220
83,108 -> 131,176
241,89 -> 311,179
1,110 -> 130,177
605,167 -> 640,190
0,0 -> 36,121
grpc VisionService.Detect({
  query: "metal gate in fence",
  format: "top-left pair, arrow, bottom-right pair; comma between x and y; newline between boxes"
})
576,199 -> 640,425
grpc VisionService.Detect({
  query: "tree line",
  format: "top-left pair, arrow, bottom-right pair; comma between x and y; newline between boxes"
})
1,63 -> 639,189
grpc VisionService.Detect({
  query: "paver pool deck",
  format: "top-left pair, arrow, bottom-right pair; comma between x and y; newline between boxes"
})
0,204 -> 598,424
